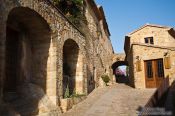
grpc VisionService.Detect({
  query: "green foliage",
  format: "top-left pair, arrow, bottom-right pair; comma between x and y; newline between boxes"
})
52,0 -> 86,26
71,93 -> 86,98
64,86 -> 85,98
64,85 -> 70,98
101,74 -> 110,86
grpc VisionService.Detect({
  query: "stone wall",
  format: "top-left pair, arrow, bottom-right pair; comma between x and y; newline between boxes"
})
0,0 -> 114,114
129,44 -> 175,88
0,0 -> 86,114
84,1 -> 102,90
129,25 -> 175,47
84,0 -> 114,88
113,53 -> 126,62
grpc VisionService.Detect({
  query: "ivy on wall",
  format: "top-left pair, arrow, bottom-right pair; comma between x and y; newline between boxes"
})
52,0 -> 86,26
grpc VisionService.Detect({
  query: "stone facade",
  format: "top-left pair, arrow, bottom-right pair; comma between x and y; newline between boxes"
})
0,0 -> 114,115
113,53 -> 126,62
111,53 -> 127,82
124,24 -> 175,88
83,0 -> 114,89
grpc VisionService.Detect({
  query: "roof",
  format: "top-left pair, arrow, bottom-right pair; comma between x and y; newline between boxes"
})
168,28 -> 175,38
124,24 -> 175,57
127,23 -> 171,36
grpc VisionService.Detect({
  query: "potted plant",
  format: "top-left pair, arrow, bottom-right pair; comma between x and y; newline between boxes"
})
101,74 -> 110,86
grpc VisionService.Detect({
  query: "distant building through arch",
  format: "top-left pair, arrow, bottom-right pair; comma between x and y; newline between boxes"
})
112,53 -> 129,83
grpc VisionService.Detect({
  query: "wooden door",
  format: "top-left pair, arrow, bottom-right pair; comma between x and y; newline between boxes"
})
144,60 -> 155,88
154,59 -> 164,87
144,59 -> 164,88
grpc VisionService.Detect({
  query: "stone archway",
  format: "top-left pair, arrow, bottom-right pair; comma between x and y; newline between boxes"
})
1,0 -> 86,104
112,61 -> 129,83
4,7 -> 51,93
62,39 -> 84,98
3,7 -> 55,115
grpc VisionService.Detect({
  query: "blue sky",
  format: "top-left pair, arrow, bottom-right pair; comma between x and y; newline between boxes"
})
95,0 -> 175,53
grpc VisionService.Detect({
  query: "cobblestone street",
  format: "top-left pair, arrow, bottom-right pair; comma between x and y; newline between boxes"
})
62,84 -> 155,116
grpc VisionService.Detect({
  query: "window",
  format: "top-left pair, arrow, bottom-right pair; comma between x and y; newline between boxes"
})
146,61 -> 153,78
144,37 -> 154,44
157,59 -> 164,78
150,38 -> 154,44
145,38 -> 149,43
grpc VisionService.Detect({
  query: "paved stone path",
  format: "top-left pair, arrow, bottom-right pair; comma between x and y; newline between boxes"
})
61,84 -> 155,116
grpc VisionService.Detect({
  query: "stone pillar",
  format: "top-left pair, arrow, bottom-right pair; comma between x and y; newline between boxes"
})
57,47 -> 63,102
75,54 -> 84,94
46,32 -> 58,105
83,63 -> 88,95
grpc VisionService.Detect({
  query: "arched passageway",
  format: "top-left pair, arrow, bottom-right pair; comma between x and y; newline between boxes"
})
63,39 -> 84,98
112,61 -> 129,84
3,7 -> 51,115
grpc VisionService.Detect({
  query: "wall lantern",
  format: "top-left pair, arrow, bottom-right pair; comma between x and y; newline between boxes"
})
164,52 -> 171,69
136,56 -> 142,72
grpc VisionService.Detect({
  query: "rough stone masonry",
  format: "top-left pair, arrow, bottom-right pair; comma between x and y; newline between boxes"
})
0,0 -> 114,115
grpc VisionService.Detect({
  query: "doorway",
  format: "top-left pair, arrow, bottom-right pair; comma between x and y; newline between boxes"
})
112,61 -> 129,84
63,39 -> 84,98
144,59 -> 164,88
4,26 -> 20,92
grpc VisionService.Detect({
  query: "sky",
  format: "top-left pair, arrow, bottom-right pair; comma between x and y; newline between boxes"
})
95,0 -> 175,53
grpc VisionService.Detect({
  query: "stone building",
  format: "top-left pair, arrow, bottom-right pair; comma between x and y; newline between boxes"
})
124,24 -> 175,89
84,0 -> 114,89
0,0 -> 113,115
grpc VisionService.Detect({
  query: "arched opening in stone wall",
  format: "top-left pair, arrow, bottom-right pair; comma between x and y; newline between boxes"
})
63,39 -> 84,98
3,7 -> 51,114
87,65 -> 95,94
112,61 -> 129,84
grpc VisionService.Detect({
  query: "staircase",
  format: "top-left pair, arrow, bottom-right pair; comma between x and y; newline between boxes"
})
62,84 -> 155,116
